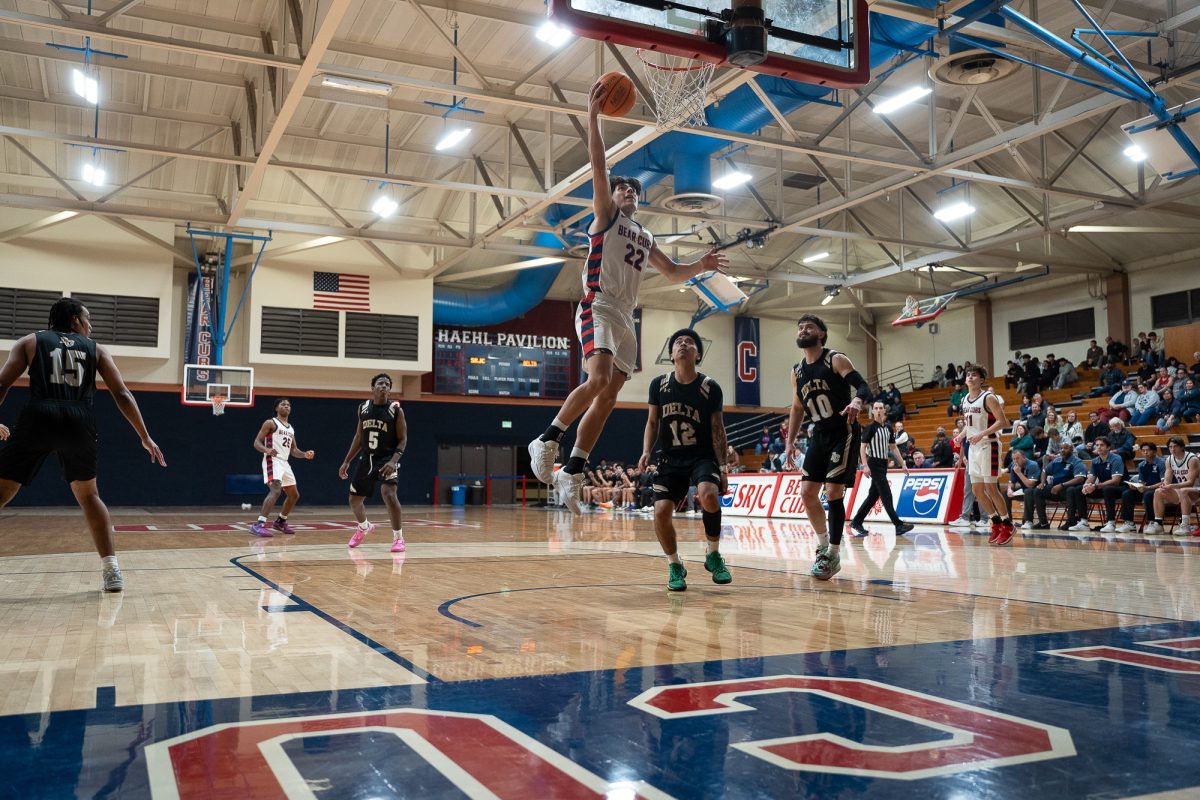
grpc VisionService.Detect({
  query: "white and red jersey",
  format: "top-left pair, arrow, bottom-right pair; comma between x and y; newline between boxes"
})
583,209 -> 654,315
265,417 -> 295,462
961,389 -> 998,441
1167,452 -> 1199,485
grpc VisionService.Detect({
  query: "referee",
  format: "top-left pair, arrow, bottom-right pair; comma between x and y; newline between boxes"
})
849,401 -> 916,537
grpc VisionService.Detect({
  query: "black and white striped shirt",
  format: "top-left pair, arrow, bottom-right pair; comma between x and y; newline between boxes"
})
861,421 -> 894,461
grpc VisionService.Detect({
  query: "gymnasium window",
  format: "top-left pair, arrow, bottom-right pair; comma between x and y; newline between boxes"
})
1009,307 -> 1095,351
0,288 -> 62,339
1150,289 -> 1200,329
261,307 -> 338,356
345,313 -> 420,361
72,292 -> 159,347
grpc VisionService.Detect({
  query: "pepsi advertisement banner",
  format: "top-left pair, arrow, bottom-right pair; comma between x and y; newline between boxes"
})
848,469 -> 963,524
733,316 -> 760,406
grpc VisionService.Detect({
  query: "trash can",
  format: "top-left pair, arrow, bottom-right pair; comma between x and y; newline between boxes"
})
449,484 -> 467,506
467,482 -> 485,506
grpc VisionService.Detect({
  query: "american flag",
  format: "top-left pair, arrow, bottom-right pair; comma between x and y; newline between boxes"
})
313,271 -> 370,311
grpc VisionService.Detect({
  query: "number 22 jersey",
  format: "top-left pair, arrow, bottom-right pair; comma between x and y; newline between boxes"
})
584,209 -> 654,314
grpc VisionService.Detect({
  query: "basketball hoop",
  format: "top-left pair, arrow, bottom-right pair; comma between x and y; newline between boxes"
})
893,292 -> 958,327
636,49 -> 715,129
210,395 -> 227,416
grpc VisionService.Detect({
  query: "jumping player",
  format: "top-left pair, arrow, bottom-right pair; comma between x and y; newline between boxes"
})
528,76 -> 728,514
249,398 -> 315,537
338,373 -> 406,553
783,314 -> 871,581
638,329 -> 732,591
0,298 -> 166,592
958,365 -> 1013,545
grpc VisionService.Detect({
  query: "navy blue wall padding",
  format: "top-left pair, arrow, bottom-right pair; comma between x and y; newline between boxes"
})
431,1 -> 946,327
0,387 -> 768,507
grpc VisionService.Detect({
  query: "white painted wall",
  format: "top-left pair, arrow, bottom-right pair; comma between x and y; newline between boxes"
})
875,304 -> 975,385
989,278 -> 1109,367
0,212 -> 179,382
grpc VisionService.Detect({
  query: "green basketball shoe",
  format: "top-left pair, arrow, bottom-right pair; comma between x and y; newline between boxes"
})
667,562 -> 688,592
810,546 -> 841,581
704,551 -> 732,584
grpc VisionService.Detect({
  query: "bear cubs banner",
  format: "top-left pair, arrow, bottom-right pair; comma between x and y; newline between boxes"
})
734,316 -> 760,406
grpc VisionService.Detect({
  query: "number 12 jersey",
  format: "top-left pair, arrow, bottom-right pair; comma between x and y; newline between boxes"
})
649,372 -> 722,463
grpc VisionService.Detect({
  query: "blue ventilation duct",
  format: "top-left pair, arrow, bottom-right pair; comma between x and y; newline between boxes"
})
432,1 -> 961,326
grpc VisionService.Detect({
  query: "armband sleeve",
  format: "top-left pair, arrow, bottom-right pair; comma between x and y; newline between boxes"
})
845,370 -> 871,401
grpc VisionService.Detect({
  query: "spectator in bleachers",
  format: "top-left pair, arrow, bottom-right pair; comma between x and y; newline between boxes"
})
1129,381 -> 1161,427
1026,401 -> 1047,432
1023,354 -> 1042,394
1106,418 -> 1137,461
1191,352 -> 1200,375
755,425 -> 771,456
1154,388 -> 1176,431
1078,410 -> 1106,459
1043,427 -> 1064,463
924,364 -> 945,389
1135,332 -> 1151,365
1061,410 -> 1084,449
948,382 -> 967,417
1105,336 -> 1129,365
1152,366 -> 1172,394
931,427 -> 954,467
1018,393 -> 1034,418
1084,339 -> 1104,369
1180,378 -> 1200,419
1043,409 -> 1061,435
944,363 -> 959,386
1134,359 -> 1155,385
1171,366 -> 1189,398
894,422 -> 913,459
883,383 -> 905,422
773,420 -> 789,455
638,463 -> 656,509
1053,358 -> 1079,390
1009,421 -> 1034,463
1032,441 -> 1088,530
1007,448 -> 1041,527
1149,331 -> 1165,367
1114,442 -> 1165,533
725,445 -> 740,474
1091,360 -> 1126,397
1102,380 -> 1137,423
1005,360 -> 1022,390
1073,436 -> 1126,532
950,424 -> 964,465
911,450 -> 928,469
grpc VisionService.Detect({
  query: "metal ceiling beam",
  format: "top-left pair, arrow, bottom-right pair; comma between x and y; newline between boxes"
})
1046,108 -> 1118,184
0,9 -> 302,70
782,93 -> 1129,230
94,0 -> 143,26
0,210 -> 79,243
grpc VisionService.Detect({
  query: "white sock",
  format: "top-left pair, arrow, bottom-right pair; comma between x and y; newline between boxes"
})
393,529 -> 404,540
666,552 -> 682,564
817,532 -> 830,548
101,555 -> 118,569
705,540 -> 717,554
358,520 -> 370,530
257,516 -> 267,523
570,446 -> 589,460
551,418 -> 568,431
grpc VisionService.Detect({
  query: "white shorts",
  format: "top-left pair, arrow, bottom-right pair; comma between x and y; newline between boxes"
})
576,297 -> 637,377
968,439 -> 1000,481
263,457 -> 296,487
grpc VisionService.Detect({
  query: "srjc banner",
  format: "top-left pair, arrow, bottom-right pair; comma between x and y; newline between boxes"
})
734,316 -> 760,406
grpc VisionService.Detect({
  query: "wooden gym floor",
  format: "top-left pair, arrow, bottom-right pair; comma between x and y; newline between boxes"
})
0,504 -> 1198,798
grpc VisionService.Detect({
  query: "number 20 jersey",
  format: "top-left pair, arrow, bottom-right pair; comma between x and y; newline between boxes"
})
649,372 -> 722,463
583,209 -> 654,313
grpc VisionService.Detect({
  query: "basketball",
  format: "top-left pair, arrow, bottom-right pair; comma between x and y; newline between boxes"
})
597,71 -> 637,117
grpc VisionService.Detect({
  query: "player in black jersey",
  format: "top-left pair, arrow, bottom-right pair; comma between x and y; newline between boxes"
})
783,314 -> 872,581
638,329 -> 732,591
0,298 -> 166,592
339,373 -> 407,553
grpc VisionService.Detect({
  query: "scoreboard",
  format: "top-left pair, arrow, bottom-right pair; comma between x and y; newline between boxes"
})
435,342 -> 572,398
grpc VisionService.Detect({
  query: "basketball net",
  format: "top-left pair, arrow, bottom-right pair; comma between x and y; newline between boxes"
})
210,395 -> 227,416
636,49 -> 715,129
903,295 -> 919,316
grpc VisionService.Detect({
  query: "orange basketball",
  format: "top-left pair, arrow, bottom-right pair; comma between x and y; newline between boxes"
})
597,71 -> 637,117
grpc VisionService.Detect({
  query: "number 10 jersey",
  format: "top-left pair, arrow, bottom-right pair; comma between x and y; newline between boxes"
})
649,372 -> 723,464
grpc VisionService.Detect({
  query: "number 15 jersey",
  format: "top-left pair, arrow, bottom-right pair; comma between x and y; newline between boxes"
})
649,372 -> 723,464
30,329 -> 97,404
584,209 -> 654,314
